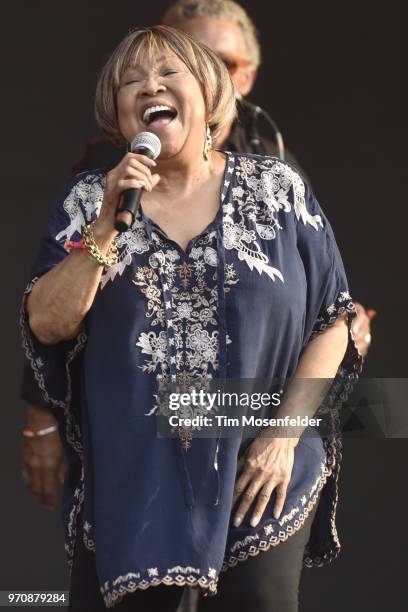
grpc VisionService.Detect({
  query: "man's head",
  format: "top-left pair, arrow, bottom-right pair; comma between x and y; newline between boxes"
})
162,0 -> 260,97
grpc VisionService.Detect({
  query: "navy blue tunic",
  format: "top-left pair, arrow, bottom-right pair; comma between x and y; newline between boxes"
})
21,153 -> 361,608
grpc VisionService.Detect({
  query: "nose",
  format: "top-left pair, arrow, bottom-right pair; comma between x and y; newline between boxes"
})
141,74 -> 166,97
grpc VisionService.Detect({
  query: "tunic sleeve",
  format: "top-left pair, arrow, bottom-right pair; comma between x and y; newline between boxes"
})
297,184 -> 355,347
295,180 -> 363,421
21,360 -> 54,411
20,171 -> 103,409
296,182 -> 363,565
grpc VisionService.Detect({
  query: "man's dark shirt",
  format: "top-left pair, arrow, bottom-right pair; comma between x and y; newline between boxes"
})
21,103 -> 306,409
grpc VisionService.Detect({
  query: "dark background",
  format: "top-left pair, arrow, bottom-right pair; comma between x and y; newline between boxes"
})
2,0 -> 407,610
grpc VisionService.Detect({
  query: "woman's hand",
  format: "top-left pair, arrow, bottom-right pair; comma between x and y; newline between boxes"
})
233,437 -> 297,528
22,404 -> 66,511
94,152 -> 161,238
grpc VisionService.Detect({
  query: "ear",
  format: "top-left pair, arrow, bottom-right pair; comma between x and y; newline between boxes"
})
236,68 -> 258,97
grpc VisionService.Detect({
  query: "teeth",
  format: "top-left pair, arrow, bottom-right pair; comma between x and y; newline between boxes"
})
143,105 -> 174,123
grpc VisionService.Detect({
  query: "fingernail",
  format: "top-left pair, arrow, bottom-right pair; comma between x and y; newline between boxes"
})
367,309 -> 377,319
234,516 -> 242,527
273,510 -> 281,519
250,517 -> 259,528
151,160 -> 157,166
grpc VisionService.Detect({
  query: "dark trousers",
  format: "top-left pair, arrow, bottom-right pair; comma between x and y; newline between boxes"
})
68,536 -> 184,612
69,501 -> 318,612
196,499 -> 318,612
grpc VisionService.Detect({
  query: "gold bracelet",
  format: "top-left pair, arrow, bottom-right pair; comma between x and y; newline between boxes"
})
82,223 -> 119,267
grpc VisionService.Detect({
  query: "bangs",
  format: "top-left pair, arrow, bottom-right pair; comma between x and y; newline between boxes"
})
112,28 -> 199,90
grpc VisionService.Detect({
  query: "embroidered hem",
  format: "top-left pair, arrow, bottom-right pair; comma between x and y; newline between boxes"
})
65,474 -> 85,570
92,458 -> 331,608
305,292 -> 363,566
100,568 -> 217,608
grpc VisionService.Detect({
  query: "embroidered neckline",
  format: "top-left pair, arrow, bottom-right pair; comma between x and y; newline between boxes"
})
139,151 -> 236,249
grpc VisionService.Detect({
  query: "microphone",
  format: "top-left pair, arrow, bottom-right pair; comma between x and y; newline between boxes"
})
236,97 -> 285,161
114,131 -> 161,233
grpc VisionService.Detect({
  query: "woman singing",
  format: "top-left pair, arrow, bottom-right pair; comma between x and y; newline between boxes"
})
21,25 -> 361,612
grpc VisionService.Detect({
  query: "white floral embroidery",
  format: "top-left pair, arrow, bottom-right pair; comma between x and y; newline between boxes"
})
176,303 -> 194,319
279,506 -> 300,526
190,246 -> 203,260
230,187 -> 244,201
164,248 -> 181,262
112,572 -> 141,587
203,246 -> 218,266
52,172 -> 155,290
264,524 -> 274,536
230,533 -> 259,553
223,156 -> 323,282
133,237 -> 237,382
83,525 -> 95,552
167,566 -> 201,575
131,230 -> 238,446
55,173 -> 105,243
100,218 -> 150,288
136,330 -> 176,375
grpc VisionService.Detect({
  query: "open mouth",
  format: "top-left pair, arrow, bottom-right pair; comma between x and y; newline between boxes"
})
142,105 -> 178,128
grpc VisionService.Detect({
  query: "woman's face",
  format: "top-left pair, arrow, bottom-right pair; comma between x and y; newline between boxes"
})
117,52 -> 207,159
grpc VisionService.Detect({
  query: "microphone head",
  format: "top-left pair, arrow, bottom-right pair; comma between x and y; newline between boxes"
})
131,132 -> 161,159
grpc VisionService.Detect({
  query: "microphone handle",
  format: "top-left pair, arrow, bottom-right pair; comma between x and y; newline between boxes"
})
114,145 -> 154,233
115,187 -> 143,233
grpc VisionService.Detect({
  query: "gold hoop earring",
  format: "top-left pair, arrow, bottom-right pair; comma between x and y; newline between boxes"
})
203,124 -> 212,161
